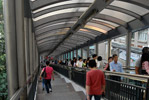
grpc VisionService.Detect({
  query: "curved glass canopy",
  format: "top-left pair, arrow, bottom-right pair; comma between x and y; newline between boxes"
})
29,0 -> 149,56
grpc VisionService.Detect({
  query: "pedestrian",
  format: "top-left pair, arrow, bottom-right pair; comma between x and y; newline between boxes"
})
110,54 -> 123,81
40,61 -> 54,93
140,53 -> 149,75
76,57 -> 83,67
97,56 -> 104,69
104,57 -> 113,71
83,59 -> 87,67
86,60 -> 105,100
135,47 -> 149,74
86,57 -> 91,68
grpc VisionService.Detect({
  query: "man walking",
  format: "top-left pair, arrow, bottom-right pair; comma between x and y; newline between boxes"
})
86,60 -> 105,100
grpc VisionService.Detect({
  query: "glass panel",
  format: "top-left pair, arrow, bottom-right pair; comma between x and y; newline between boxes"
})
64,54 -> 66,60
71,51 -> 73,60
92,18 -> 119,28
97,41 -> 108,62
68,52 -> 71,60
86,22 -> 112,32
111,36 -> 127,67
78,49 -> 81,59
130,28 -> 149,67
100,9 -> 135,22
84,25 -> 107,34
110,1 -> 149,16
36,22 -> 72,32
74,50 -> 76,57
83,47 -> 88,59
89,45 -> 96,57
33,7 -> 88,21
33,0 -> 93,13
66,53 -> 68,59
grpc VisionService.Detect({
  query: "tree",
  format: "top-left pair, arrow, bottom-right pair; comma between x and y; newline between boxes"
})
0,0 -> 7,100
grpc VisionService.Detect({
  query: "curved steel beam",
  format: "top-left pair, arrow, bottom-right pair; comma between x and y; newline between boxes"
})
119,0 -> 149,10
31,0 -> 68,11
36,23 -> 74,35
107,5 -> 141,19
34,12 -> 82,27
33,3 -> 91,18
36,18 -> 77,30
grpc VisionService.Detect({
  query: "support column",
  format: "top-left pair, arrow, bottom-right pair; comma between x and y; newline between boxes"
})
96,43 -> 98,56
72,51 -> 74,58
3,0 -> 19,98
24,18 -> 30,76
87,46 -> 89,58
15,0 -> 27,99
76,49 -> 78,59
81,48 -> 83,58
126,32 -> 132,68
29,19 -> 33,76
108,39 -> 112,58
147,28 -> 149,47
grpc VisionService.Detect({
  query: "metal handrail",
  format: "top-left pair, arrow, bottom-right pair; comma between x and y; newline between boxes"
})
53,64 -> 149,81
10,67 -> 39,100
104,71 -> 149,79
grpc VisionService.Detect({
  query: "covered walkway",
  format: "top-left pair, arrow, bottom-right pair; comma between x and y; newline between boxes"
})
3,0 -> 149,100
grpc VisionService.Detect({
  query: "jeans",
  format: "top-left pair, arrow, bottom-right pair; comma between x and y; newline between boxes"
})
87,95 -> 101,100
45,79 -> 52,93
42,79 -> 45,89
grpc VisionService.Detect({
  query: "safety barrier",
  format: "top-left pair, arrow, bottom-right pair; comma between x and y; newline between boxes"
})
10,66 -> 40,100
50,64 -> 149,100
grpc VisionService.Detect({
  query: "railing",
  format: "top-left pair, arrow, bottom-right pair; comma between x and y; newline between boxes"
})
10,66 -> 40,100
50,64 -> 149,100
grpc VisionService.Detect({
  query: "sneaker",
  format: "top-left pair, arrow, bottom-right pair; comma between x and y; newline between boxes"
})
49,88 -> 52,92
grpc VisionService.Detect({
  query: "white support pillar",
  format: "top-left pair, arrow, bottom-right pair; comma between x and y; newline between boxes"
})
29,19 -> 33,76
87,46 -> 89,58
76,49 -> 78,59
24,18 -> 30,77
4,0 -> 19,98
81,48 -> 83,58
126,32 -> 132,68
15,0 -> 27,99
96,43 -> 98,56
108,39 -> 112,58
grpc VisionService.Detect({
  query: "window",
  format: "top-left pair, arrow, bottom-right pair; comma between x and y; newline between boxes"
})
130,28 -> 149,67
89,45 -> 96,57
83,47 -> 87,59
138,29 -> 148,42
78,49 -> 81,58
111,36 -> 127,66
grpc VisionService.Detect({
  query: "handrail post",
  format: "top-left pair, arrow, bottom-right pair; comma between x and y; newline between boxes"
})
145,79 -> 149,100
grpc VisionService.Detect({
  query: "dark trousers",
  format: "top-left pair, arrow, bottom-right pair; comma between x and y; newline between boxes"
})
45,79 -> 52,93
87,95 -> 101,100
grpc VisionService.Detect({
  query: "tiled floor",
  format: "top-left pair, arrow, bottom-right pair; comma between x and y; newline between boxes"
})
36,74 -> 82,100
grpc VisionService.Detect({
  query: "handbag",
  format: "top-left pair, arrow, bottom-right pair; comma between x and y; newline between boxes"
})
41,67 -> 47,78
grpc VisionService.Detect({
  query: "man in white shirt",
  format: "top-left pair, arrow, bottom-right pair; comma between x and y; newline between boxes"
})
76,57 -> 83,68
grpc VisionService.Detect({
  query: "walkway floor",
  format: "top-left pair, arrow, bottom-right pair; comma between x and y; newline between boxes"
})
36,73 -> 85,100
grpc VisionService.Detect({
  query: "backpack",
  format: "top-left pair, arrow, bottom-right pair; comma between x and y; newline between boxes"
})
41,67 -> 47,78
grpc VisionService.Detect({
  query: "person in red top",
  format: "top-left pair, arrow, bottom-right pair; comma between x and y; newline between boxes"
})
86,60 -> 106,100
40,61 -> 54,93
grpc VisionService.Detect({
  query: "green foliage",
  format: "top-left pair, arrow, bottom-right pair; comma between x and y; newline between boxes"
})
0,0 -> 7,100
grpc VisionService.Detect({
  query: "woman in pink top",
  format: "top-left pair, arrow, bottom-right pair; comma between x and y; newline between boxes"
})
104,57 -> 113,71
141,53 -> 149,75
40,61 -> 54,93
